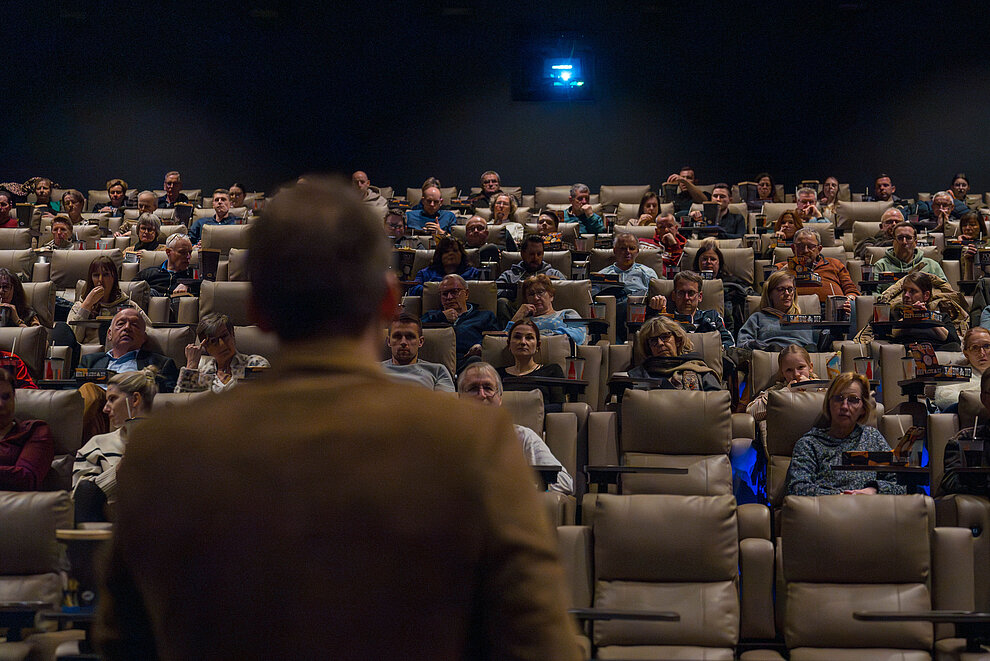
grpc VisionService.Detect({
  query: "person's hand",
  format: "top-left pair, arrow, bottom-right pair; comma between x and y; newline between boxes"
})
580,203 -> 593,217
910,299 -> 927,311
688,210 -> 703,222
843,487 -> 878,495
510,304 -> 536,322
0,303 -> 21,326
173,283 -> 189,295
466,343 -> 482,358
423,221 -> 443,233
660,231 -> 677,248
842,297 -> 852,314
98,205 -> 113,213
81,285 -> 104,311
648,294 -> 667,311
965,244 -> 978,259
787,374 -> 812,387
666,173 -> 686,184
807,205 -> 822,219
442,307 -> 460,323
184,342 -> 203,369
774,230 -> 786,242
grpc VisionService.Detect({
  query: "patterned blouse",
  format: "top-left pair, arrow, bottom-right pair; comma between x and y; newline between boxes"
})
175,352 -> 270,394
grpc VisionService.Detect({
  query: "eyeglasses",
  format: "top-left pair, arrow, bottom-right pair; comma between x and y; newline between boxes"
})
648,332 -> 674,344
673,289 -> 700,298
527,289 -> 549,297
464,383 -> 498,396
440,288 -> 465,298
967,343 -> 990,354
482,179 -> 499,185
893,235 -> 916,242
773,286 -> 795,294
830,394 -> 864,406
203,332 -> 232,347
423,198 -> 442,205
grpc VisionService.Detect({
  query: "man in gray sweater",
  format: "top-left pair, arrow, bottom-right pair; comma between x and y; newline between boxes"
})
381,312 -> 454,391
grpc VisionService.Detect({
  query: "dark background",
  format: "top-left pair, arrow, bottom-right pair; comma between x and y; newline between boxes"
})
5,0 -> 989,198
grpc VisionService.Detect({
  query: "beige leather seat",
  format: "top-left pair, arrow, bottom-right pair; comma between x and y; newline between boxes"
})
685,237 -> 745,249
834,199 -> 895,230
0,326 -> 51,381
598,185 -> 651,210
470,207 -> 531,224
48,249 -> 124,294
764,389 -> 827,511
744,293 -> 821,318
558,493 -> 776,659
587,247 -> 664,276
748,349 -> 833,399
152,391 -> 212,411
198,281 -> 252,326
0,229 -> 33,250
405,186 -> 457,207
22,281 -> 56,328
15,388 -> 85,490
770,245 -> 847,264
522,221 -> 581,245
143,325 -> 196,369
226,248 -> 249,281
534,186 -> 599,208
780,494 -> 973,660
862,244 -> 942,265
680,246 -> 756,285
202,223 -> 250,256
228,326 -> 279,366
73,279 -> 150,314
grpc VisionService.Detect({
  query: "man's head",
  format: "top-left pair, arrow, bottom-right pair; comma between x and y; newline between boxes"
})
464,216 -> 489,247
0,193 -> 12,220
892,222 -> 918,261
932,191 -> 955,216
421,186 -> 443,218
51,215 -> 73,247
520,235 -> 545,272
711,183 -> 731,213
537,211 -> 559,236
656,213 -> 679,235
795,187 -> 818,219
457,361 -> 502,407
672,270 -> 703,315
879,208 -> 903,237
677,166 -> 696,191
384,210 -> 405,239
612,232 -> 639,270
480,171 -> 500,195
137,190 -> 157,215
351,171 -> 370,193
248,177 -> 393,342
874,174 -> 896,201
569,183 -> 590,213
108,308 -> 147,358
165,234 -> 193,271
791,227 -> 822,259
438,274 -> 469,313
388,312 -> 423,366
212,189 -> 230,219
163,171 -> 182,202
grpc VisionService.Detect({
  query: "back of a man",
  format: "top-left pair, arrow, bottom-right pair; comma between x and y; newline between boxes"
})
98,177 -> 579,660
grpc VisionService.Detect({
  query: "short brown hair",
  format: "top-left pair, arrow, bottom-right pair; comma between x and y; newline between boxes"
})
521,274 -> 555,298
389,312 -> 422,336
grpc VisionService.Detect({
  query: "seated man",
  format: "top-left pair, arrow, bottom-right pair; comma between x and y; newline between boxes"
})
792,186 -> 827,224
917,189 -> 967,227
421,274 -> 498,372
871,222 -> 947,280
351,170 -> 388,209
135,233 -> 196,297
157,171 -> 189,208
597,231 -> 658,298
495,235 -> 565,325
384,209 -> 406,247
853,207 -> 902,259
467,171 -> 517,209
188,189 -> 238,245
865,173 -> 903,203
647,270 -> 733,348
563,183 -> 604,234
405,186 -> 456,234
774,227 -> 859,306
457,361 -> 572,495
464,215 -> 500,263
381,312 -> 454,392
688,183 -> 745,238
43,215 -> 78,249
941,369 -> 990,496
665,166 -> 710,216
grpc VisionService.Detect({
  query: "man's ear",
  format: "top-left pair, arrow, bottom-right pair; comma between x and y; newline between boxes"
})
417,335 -> 425,348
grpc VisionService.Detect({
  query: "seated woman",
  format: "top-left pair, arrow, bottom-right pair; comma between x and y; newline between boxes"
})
761,210 -> 803,260
746,344 -> 821,437
0,267 -> 41,328
785,372 -> 904,496
72,366 -> 157,523
748,172 -> 779,212
738,270 -> 817,352
0,368 -> 53,490
61,189 -> 88,226
495,319 -> 565,409
628,316 -> 721,390
176,313 -> 270,393
32,177 -> 60,216
628,191 -> 660,226
693,237 -> 753,334
407,236 -> 481,296
126,213 -> 163,252
490,192 -> 523,249
96,178 -> 128,217
818,176 -> 840,219
67,256 -> 152,346
888,271 -> 963,351
934,327 -> 990,412
507,274 -> 586,346
957,210 -> 986,278
228,183 -> 247,209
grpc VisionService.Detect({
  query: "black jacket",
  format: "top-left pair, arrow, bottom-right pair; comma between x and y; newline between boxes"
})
79,349 -> 178,392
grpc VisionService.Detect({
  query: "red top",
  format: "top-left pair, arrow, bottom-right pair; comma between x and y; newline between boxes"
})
0,419 -> 53,490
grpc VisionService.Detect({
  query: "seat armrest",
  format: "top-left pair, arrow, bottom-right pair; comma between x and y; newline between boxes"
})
846,258 -> 863,283
176,296 -> 199,325
753,259 -> 770,289
148,297 -> 170,324
732,412 -> 755,440
216,261 -> 229,281
556,525 -> 592,609
545,412 -> 578,486
592,294 -> 616,343
739,537 -> 776,640
120,262 -> 138,281
32,262 -> 50,283
738,503 -> 771,540
587,411 -> 617,466
932,526 -> 975,612
401,295 -> 422,317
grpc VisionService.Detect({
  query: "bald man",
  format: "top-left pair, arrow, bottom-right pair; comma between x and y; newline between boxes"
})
351,171 -> 388,209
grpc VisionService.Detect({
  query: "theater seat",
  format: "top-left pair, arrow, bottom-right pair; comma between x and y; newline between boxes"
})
835,200 -> 894,230
49,249 -> 124,295
0,229 -> 32,251
226,248 -> 249,281
202,224 -> 250,256
15,388 -> 84,490
598,185 -> 651,210
22,282 -> 55,329
0,326 -> 50,381
198,281 -> 252,326
648,277 -> 725,315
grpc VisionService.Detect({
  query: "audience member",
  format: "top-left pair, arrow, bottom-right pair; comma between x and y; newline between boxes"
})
763,210 -> 803,259
407,236 -> 480,296
0,268 -> 40,327
380,313 -> 454,392
98,178 -> 579,659
693,238 -> 754,334
79,308 -> 178,390
496,318 -> 565,407
228,183 -> 247,209
128,213 -> 163,252
934,327 -> 990,411
746,344 -> 820,437
918,190 -> 965,229
383,208 -> 406,246
507,274 -> 587,346
794,186 -> 825,223
43,215 -> 77,249
176,313 -> 270,393
818,176 -> 840,218
0,368 -> 52,490
665,166 -> 710,214
463,215 -> 501,262
853,207 -> 901,260
0,192 -> 16,228
785,372 -> 904,496
629,191 -> 660,225
97,179 -> 128,217
458,361 -> 573,494
598,232 -> 658,297
157,171 -> 189,208
72,367 -> 158,523
775,227 -> 859,305
628,316 -> 721,390
136,190 -> 158,216
134,233 -> 195,297
738,270 -> 816,351
688,183 -> 745,238
495,235 -> 565,317
351,170 -> 388,209
871,222 -> 947,279
32,177 -> 59,215
67,255 -> 152,346
421,273 -> 498,371
489,191 -> 524,248
647,270 -> 733,348
188,189 -> 237,245
651,213 -> 685,272
61,189 -> 87,226
941,369 -> 990,496
467,171 -> 517,208
405,185 -> 455,234
867,173 -> 902,203
564,183 -> 604,234
749,172 -> 779,212
887,271 -> 963,351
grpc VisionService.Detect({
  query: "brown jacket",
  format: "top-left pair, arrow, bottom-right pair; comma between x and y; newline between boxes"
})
775,254 -> 860,303
97,339 -> 581,660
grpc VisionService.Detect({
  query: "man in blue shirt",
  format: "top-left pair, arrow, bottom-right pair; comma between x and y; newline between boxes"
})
563,183 -> 604,234
189,189 -> 238,245
421,274 -> 498,372
405,186 -> 456,233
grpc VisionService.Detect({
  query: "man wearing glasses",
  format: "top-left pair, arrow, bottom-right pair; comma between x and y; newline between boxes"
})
421,274 -> 498,372
467,171 -> 518,209
157,171 -> 189,209
647,270 -> 733,348
918,189 -> 967,228
942,367 -> 990,495
871,222 -> 946,280
774,227 -> 859,307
